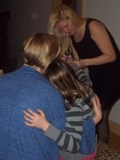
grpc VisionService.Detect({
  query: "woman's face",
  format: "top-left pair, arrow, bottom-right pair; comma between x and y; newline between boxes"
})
57,19 -> 75,35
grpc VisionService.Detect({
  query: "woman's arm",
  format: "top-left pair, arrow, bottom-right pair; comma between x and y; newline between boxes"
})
77,20 -> 116,67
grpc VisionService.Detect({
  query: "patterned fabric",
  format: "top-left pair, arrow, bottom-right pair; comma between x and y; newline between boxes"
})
72,65 -> 94,100
45,98 -> 94,153
96,141 -> 120,160
45,98 -> 95,160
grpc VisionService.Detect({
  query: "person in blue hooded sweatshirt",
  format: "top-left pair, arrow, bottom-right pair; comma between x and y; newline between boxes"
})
0,32 -> 66,160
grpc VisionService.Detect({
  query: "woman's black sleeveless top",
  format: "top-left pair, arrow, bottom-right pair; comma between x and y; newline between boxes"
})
71,18 -> 120,110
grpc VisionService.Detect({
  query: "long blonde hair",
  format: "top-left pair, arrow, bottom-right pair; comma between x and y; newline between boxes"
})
22,33 -> 61,71
48,4 -> 82,55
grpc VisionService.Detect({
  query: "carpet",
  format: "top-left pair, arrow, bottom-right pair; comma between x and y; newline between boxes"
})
95,141 -> 120,160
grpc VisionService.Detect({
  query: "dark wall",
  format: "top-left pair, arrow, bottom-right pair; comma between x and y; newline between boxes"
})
0,0 -> 52,72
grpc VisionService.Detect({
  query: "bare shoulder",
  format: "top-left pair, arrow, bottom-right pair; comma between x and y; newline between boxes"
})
89,19 -> 106,33
88,19 -> 108,38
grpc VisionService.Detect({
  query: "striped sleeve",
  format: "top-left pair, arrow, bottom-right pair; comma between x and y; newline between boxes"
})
45,104 -> 83,153
74,67 -> 95,99
44,98 -> 94,153
74,67 -> 92,87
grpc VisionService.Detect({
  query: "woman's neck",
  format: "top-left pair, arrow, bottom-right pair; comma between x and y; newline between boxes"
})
73,18 -> 86,42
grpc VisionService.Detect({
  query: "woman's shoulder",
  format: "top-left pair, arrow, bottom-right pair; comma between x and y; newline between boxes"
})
86,18 -> 106,35
86,18 -> 105,29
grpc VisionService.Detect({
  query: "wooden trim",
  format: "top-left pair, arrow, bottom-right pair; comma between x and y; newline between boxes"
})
51,0 -> 61,9
109,120 -> 120,136
79,0 -> 85,17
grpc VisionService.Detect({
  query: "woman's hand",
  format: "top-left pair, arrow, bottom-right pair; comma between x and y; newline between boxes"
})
65,58 -> 87,68
91,94 -> 102,125
23,109 -> 50,132
61,54 -> 73,62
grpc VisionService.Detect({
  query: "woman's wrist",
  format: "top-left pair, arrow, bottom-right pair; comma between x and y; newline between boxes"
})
82,59 -> 89,67
77,59 -> 89,68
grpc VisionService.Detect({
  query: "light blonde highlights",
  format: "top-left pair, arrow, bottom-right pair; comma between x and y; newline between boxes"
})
48,4 -> 81,54
48,13 -> 70,54
48,4 -> 81,32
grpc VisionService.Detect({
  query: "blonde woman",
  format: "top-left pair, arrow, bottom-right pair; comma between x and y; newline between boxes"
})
47,4 -> 120,143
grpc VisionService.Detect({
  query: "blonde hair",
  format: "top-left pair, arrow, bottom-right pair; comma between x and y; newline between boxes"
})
48,20 -> 70,54
22,33 -> 61,71
48,5 -> 81,54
